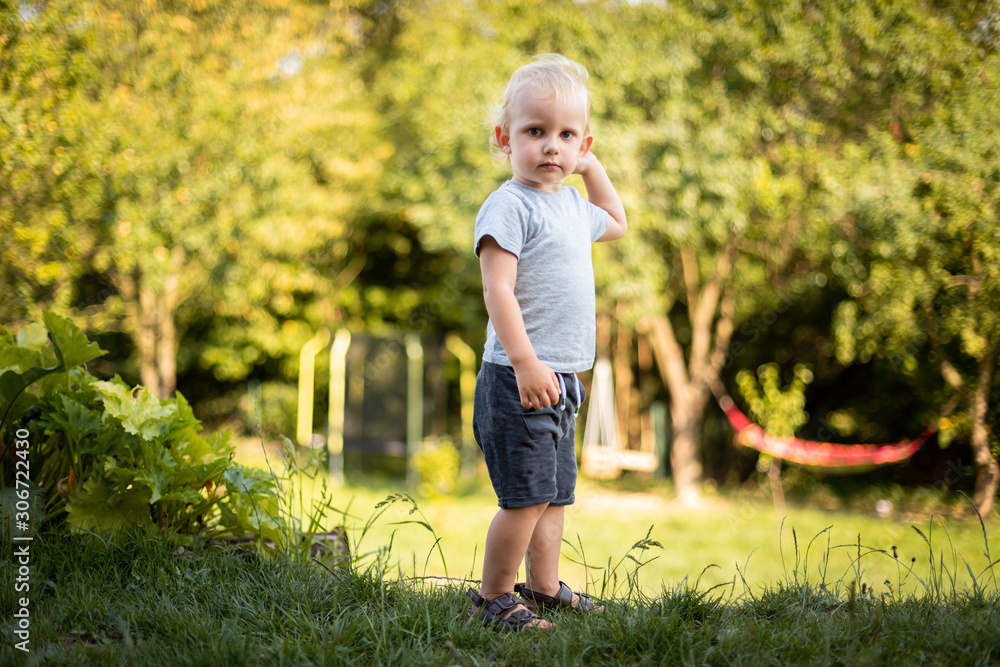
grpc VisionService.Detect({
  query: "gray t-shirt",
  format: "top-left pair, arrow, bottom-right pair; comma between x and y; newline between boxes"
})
474,181 -> 609,373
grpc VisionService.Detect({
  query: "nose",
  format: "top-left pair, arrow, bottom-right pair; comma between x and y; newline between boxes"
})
543,135 -> 558,154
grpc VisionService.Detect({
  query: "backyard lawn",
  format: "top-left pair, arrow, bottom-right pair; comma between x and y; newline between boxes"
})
234,440 -> 999,602
3,441 -> 996,666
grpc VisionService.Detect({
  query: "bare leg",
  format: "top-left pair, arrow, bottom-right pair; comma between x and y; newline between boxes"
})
476,504 -> 551,628
523,504 -> 603,611
524,504 -> 565,597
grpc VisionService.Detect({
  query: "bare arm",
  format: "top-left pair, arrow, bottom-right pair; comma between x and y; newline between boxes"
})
576,152 -> 627,242
479,236 -> 560,409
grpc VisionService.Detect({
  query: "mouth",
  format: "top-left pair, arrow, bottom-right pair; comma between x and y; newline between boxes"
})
540,162 -> 560,170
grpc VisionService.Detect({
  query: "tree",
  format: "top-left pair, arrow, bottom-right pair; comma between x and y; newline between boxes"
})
832,45 -> 1000,513
599,1 -> 845,504
92,0 -> 382,399
1,1 -> 106,323
3,1 -> 377,402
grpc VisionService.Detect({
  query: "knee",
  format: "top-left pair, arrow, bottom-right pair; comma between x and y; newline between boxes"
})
502,502 -> 549,521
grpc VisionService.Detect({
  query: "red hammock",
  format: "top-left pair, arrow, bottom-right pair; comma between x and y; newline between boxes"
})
717,394 -> 937,471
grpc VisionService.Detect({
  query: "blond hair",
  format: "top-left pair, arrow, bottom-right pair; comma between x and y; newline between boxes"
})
489,54 -> 591,162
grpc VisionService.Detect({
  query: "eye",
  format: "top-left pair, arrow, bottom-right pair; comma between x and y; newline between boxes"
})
560,131 -> 575,139
527,128 -> 542,136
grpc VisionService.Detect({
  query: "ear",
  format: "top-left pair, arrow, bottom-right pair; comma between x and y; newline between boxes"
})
580,134 -> 594,156
495,126 -> 512,154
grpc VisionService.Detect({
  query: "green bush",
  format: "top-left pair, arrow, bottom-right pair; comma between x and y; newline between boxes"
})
0,312 -> 281,544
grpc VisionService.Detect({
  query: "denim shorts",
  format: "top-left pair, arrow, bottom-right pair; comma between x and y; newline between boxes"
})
472,361 -> 585,509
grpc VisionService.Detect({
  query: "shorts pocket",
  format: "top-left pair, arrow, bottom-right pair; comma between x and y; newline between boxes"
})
520,406 -> 560,442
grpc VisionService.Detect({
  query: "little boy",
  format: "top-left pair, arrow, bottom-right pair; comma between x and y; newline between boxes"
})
467,54 -> 627,631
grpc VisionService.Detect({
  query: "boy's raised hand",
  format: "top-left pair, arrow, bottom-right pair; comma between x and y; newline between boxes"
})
573,149 -> 599,177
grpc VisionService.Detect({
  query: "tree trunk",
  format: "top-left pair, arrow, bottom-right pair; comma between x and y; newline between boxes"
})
136,282 -> 179,398
157,271 -> 180,398
640,239 -> 737,505
136,277 -> 159,394
971,348 -> 998,516
669,384 -> 707,507
119,266 -> 182,399
642,310 -> 729,506
768,456 -> 786,518
931,252 -> 999,516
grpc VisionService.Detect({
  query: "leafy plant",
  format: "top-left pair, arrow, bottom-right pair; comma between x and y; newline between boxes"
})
736,363 -> 814,440
736,362 -> 815,510
0,311 -> 280,544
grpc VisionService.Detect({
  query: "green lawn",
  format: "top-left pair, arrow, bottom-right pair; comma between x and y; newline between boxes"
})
4,499 -> 997,666
318,484 -> 997,601
2,443 -> 997,666
236,441 -> 999,603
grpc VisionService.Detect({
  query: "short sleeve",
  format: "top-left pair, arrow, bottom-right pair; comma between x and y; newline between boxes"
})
588,200 -> 610,242
563,185 -> 609,243
474,189 -> 530,258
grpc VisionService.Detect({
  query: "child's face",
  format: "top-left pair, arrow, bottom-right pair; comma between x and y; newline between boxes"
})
496,89 -> 592,193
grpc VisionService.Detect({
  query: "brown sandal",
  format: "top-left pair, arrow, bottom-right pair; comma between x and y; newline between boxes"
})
514,581 -> 602,613
466,589 -> 548,631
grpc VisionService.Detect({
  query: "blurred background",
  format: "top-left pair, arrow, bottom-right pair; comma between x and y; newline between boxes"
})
2,0 -> 999,517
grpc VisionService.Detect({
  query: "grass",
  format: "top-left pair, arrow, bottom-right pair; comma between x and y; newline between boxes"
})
3,441 -> 999,665
302,478 -> 996,598
234,437 -> 998,601
2,516 -> 998,666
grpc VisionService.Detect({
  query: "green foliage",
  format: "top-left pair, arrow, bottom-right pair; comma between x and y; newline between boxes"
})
0,1 -> 105,321
736,362 -> 814,438
3,0 -> 999,494
0,311 -> 279,543
2,0 -> 384,401
0,311 -> 106,436
824,32 -> 1000,500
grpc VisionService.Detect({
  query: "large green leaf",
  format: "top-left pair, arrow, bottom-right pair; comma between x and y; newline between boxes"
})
43,311 -> 106,370
103,462 -> 137,487
14,323 -> 49,350
169,427 -> 228,467
157,488 -> 204,505
94,380 -> 175,442
0,338 -> 45,374
43,393 -> 105,443
218,465 -> 282,538
66,477 -> 155,536
133,462 -> 199,505
0,364 -> 60,431
160,393 -> 202,445
223,465 -> 275,496
133,466 -> 174,505
0,312 -> 107,433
